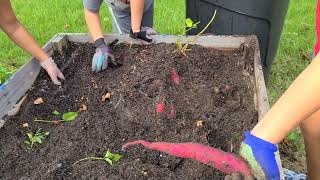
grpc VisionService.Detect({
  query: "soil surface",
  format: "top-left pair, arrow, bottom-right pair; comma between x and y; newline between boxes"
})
0,41 -> 258,179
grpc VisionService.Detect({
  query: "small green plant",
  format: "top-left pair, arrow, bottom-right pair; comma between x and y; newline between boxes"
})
24,128 -> 49,149
0,66 -> 14,84
34,111 -> 78,124
177,10 -> 217,56
52,110 -> 61,116
74,149 -> 122,165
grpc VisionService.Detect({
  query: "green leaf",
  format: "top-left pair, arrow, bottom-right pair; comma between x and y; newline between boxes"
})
44,132 -> 50,136
105,158 -> 113,165
62,112 -> 78,121
52,110 -> 61,116
27,133 -> 33,140
105,149 -> 112,158
112,154 -> 122,162
35,137 -> 42,144
185,18 -> 194,28
24,140 -> 31,145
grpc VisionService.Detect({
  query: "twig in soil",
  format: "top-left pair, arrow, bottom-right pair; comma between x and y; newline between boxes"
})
73,157 -> 104,165
139,58 -> 145,63
138,90 -> 150,99
34,119 -> 63,125
74,149 -> 122,166
131,65 -> 136,73
114,94 -> 123,108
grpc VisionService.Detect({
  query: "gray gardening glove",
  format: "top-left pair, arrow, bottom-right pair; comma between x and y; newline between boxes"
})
40,57 -> 65,85
92,38 -> 116,72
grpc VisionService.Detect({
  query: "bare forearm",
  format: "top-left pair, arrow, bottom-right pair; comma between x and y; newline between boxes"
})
252,54 -> 320,143
84,8 -> 104,42
0,0 -> 48,62
3,22 -> 48,61
130,0 -> 144,32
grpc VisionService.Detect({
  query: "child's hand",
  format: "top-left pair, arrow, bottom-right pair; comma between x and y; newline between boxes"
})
240,131 -> 281,180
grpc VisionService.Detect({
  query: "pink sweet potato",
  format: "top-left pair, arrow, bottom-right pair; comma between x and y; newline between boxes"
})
168,102 -> 176,119
122,140 -> 252,177
171,68 -> 180,85
156,97 -> 166,113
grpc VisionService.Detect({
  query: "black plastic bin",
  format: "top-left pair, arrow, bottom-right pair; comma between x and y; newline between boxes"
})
186,0 -> 289,83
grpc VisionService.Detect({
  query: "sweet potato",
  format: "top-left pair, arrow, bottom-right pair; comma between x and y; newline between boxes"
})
122,140 -> 252,177
156,97 -> 166,113
171,68 -> 180,85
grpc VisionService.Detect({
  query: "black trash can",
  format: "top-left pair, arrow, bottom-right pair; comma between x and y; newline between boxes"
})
186,0 -> 289,83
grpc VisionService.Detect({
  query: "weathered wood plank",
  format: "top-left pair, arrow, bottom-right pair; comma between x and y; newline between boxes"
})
252,36 -> 284,179
63,33 -> 246,50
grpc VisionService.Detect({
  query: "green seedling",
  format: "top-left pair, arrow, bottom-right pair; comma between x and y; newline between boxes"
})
74,149 -> 122,165
24,128 -> 49,149
34,111 -> 78,124
177,10 -> 217,56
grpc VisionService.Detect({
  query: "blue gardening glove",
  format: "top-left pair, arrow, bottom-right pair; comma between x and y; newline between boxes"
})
92,38 -> 116,72
239,131 -> 281,180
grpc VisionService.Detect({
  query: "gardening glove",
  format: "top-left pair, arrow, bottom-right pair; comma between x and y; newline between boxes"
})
130,29 -> 152,43
40,57 -> 65,85
141,26 -> 159,35
226,131 -> 281,180
92,38 -> 116,72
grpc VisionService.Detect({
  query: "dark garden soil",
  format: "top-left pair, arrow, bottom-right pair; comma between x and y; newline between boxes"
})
0,41 -> 259,179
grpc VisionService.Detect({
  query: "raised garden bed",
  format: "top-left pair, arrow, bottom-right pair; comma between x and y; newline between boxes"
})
0,34 -> 283,179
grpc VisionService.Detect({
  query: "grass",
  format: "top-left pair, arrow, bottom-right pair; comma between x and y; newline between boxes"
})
269,0 -> 317,104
